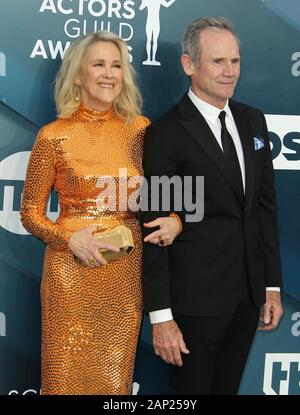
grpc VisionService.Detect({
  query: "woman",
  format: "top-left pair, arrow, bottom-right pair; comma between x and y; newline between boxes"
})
20,31 -> 180,395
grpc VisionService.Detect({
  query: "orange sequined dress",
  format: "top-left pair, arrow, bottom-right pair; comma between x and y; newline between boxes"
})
20,106 -> 150,395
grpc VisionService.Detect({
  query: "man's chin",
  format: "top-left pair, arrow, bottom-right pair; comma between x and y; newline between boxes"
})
222,91 -> 235,101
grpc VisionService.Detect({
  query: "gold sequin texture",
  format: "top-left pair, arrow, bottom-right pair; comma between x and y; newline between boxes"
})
20,106 -> 150,395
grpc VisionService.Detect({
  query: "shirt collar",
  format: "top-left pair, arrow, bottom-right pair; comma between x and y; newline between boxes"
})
188,88 -> 233,124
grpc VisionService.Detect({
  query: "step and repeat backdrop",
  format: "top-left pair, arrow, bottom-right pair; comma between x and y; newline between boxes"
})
0,0 -> 299,395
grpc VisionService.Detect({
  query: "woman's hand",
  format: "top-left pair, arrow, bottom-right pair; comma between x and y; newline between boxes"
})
143,216 -> 181,246
68,226 -> 120,267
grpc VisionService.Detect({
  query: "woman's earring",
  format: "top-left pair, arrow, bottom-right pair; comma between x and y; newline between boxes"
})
75,82 -> 81,101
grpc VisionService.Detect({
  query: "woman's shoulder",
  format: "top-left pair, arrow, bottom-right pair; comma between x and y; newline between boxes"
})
37,117 -> 72,140
133,114 -> 151,130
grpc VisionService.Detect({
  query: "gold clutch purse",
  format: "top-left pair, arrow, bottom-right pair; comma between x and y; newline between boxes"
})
93,225 -> 134,262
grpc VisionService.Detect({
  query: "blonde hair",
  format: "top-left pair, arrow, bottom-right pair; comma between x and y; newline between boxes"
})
54,31 -> 142,123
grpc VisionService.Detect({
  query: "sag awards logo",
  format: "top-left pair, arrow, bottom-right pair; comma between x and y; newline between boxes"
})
265,114 -> 300,170
0,312 -> 6,337
139,0 -> 176,66
0,152 -> 59,235
0,52 -> 6,76
30,0 -> 176,65
263,353 -> 300,395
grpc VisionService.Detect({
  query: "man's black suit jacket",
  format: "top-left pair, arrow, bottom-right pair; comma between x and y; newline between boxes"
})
141,94 -> 282,316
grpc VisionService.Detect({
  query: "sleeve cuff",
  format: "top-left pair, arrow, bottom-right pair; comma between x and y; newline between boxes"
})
266,287 -> 281,292
149,308 -> 174,324
169,212 -> 182,236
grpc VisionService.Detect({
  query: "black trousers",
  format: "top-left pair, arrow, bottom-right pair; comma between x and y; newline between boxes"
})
170,280 -> 260,395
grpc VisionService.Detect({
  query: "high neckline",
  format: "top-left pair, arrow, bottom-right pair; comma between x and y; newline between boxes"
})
75,104 -> 115,122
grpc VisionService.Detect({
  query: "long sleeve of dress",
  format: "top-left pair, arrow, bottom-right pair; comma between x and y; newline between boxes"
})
20,127 -> 70,251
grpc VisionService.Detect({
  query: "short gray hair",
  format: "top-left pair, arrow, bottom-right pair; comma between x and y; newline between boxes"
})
182,17 -> 240,66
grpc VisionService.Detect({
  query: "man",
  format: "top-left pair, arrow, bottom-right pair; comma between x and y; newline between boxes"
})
141,17 -> 283,395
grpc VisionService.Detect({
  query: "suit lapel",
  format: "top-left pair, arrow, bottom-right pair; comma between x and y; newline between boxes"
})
230,101 -> 256,215
178,95 -> 244,205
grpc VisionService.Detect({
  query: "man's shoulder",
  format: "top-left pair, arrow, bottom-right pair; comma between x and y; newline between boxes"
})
152,104 -> 180,127
149,96 -> 189,132
229,99 -> 264,117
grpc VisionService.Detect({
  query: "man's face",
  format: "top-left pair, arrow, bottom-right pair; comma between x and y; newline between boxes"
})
182,29 -> 240,109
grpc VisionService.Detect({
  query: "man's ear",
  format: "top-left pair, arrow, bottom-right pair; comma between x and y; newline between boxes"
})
181,54 -> 195,76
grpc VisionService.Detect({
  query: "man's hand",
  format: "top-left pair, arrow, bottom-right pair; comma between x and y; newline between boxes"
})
258,291 -> 283,331
152,320 -> 190,366
144,216 -> 180,246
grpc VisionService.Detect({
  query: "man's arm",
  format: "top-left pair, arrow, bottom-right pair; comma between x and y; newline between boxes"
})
259,290 -> 283,331
149,309 -> 189,366
141,121 -> 178,312
152,319 -> 189,366
141,120 -> 189,365
257,111 -> 283,329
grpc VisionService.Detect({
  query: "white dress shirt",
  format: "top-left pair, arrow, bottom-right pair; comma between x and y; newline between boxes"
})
149,90 -> 280,325
188,89 -> 246,192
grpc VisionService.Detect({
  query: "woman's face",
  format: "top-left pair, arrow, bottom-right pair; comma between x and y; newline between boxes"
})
76,41 -> 124,111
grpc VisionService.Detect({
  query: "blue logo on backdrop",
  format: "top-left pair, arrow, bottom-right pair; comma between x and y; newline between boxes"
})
265,115 -> 300,170
0,152 -> 59,235
263,354 -> 300,395
0,152 -> 31,235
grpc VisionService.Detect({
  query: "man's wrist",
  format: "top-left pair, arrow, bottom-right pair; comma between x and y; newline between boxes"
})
169,212 -> 182,236
149,308 -> 173,324
266,287 -> 281,292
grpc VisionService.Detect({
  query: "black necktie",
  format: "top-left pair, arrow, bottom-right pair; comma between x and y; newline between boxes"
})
218,111 -> 244,199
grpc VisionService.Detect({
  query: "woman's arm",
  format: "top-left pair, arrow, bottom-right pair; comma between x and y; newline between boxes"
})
20,127 -> 71,251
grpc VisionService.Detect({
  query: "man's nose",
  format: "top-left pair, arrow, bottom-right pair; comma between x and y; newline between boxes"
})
223,62 -> 235,76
